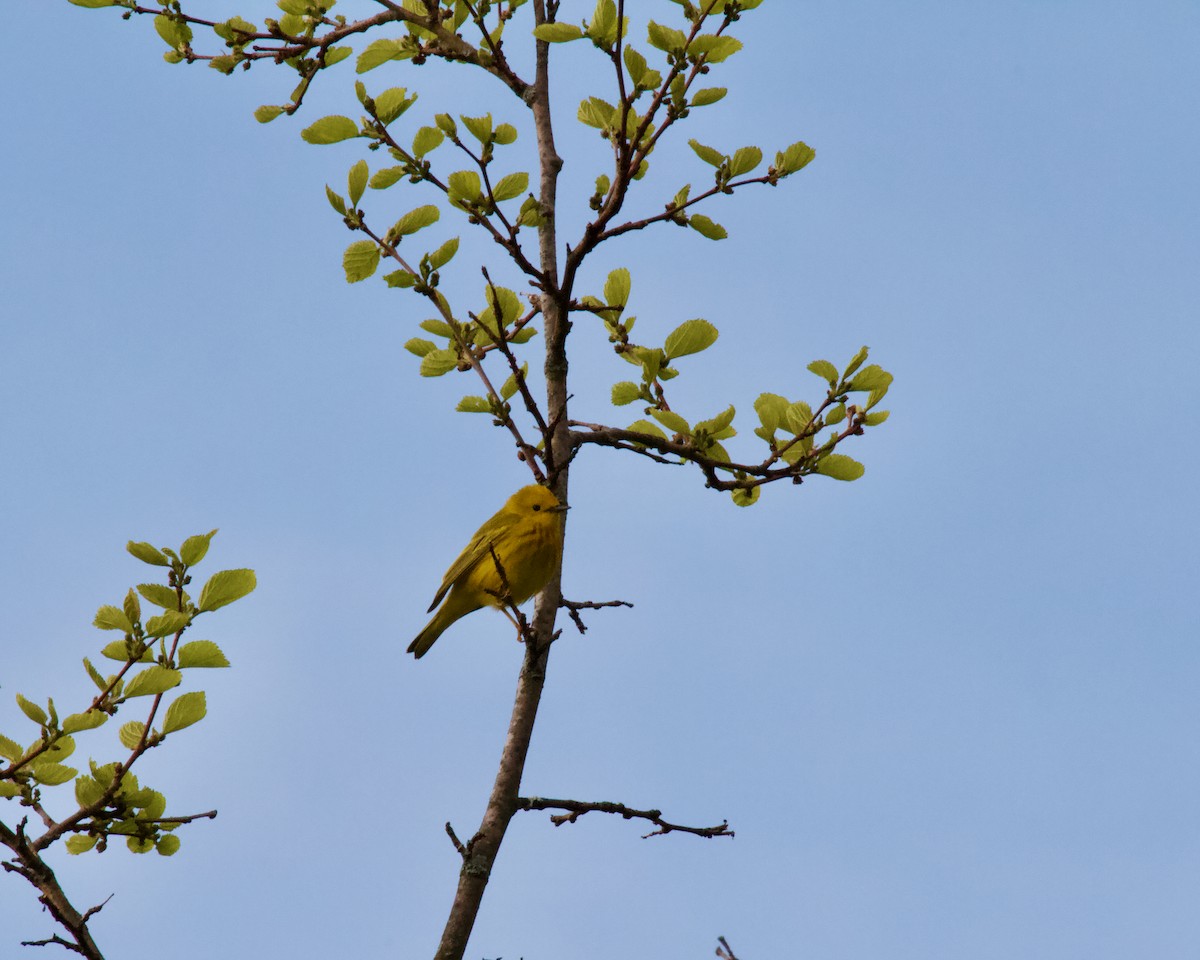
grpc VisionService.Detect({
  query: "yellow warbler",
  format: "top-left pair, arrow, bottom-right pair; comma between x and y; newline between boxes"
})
408,484 -> 568,659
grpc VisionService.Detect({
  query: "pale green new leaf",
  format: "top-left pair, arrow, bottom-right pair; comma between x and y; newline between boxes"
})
62,711 -> 107,735
16,694 -> 46,726
301,115 -> 359,144
370,167 -> 406,190
815,454 -> 865,481
461,113 -> 493,144
93,605 -> 132,632
127,541 -> 170,566
611,381 -> 640,406
429,237 -> 459,269
691,34 -> 741,63
357,38 -> 407,73
688,214 -> 727,240
348,159 -> 369,206
691,87 -> 726,106
66,836 -> 99,855
664,318 -> 719,358
754,392 -> 788,433
456,396 -> 491,413
138,583 -> 181,610
807,359 -> 838,384
729,146 -> 762,177
649,409 -> 690,435
412,125 -> 444,157
688,139 -> 724,167
32,763 -> 77,786
494,124 -> 518,145
392,205 -> 440,237
254,105 -> 284,124
119,721 -> 146,750
533,22 -> 584,42
144,610 -> 190,638
123,667 -> 182,698
776,140 -> 816,175
197,569 -> 257,612
178,641 -> 230,668
179,529 -> 217,567
420,349 -> 458,377
447,170 -> 482,204
492,172 -> 529,202
374,87 -> 416,125
163,692 -> 207,734
0,734 -> 23,761
343,240 -> 380,283
404,338 -> 437,357
605,268 -> 631,307
731,486 -> 760,507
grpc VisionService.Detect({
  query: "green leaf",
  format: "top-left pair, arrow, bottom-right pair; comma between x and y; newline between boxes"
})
844,345 -> 869,378
825,404 -> 846,425
32,763 -> 77,786
604,268 -> 631,307
456,396 -> 491,413
754,393 -> 788,433
807,359 -> 838,385
123,667 -> 182,698
163,691 -> 207,734
626,419 -> 669,442
447,170 -> 482,204
138,583 -> 180,610
392,205 -> 440,237
429,236 -> 459,270
420,319 -> 454,337
611,381 -> 641,406
93,605 -> 132,633
343,240 -> 380,283
369,167 -> 406,191
0,734 -> 23,761
695,405 -> 736,436
301,115 -> 359,144
404,337 -> 437,357
347,159 -> 369,207
324,45 -> 352,67
118,721 -> 146,750
412,125 -> 445,158
460,113 -> 493,144
494,123 -> 518,145
815,454 -> 865,481
74,773 -> 106,807
492,172 -> 529,202
325,185 -> 347,215
373,87 -> 416,125
144,610 -> 190,638
68,0 -> 116,7
127,541 -> 170,566
731,486 -> 760,507
646,20 -> 686,54
688,139 -> 724,167
357,38 -> 406,73
510,326 -> 538,344
623,46 -> 648,85
384,270 -> 417,288
178,641 -> 230,669
649,409 -> 690,435
688,214 -> 727,240
254,105 -> 284,124
419,349 -> 458,377
664,318 -> 719,358
179,529 -> 217,567
691,87 -> 726,107
500,363 -> 528,401
864,410 -> 890,426
62,711 -> 107,735
776,140 -> 816,175
577,97 -> 616,130
435,113 -> 457,136
157,835 -> 182,856
847,364 -> 893,394
533,22 -> 584,42
154,14 -> 193,49
729,146 -> 762,177
691,34 -> 742,63
784,401 -> 815,436
66,835 -> 99,855
197,569 -> 257,613
16,694 -> 47,726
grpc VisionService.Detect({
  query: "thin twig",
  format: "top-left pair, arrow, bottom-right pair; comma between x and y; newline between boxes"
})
516,797 -> 734,839
559,598 -> 634,634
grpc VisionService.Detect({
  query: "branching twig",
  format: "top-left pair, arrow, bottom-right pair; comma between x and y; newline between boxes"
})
559,598 -> 634,634
715,936 -> 741,960
516,797 -> 734,839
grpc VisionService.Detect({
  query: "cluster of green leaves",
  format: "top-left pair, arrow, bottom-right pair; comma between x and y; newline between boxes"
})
0,533 -> 255,856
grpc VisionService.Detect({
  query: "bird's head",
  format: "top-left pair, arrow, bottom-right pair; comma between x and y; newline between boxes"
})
508,484 -> 569,516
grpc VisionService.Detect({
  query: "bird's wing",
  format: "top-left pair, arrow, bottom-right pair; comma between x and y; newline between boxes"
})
426,508 -> 518,612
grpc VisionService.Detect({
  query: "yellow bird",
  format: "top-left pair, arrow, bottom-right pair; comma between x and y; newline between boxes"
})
408,484 -> 569,659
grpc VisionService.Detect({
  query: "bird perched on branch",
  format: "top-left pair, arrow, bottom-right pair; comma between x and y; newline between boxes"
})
408,484 -> 569,659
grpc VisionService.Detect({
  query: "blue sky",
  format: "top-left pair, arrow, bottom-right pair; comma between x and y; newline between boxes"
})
2,2 -> 1198,958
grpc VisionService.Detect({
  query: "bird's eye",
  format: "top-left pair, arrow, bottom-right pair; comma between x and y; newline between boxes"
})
532,504 -> 541,511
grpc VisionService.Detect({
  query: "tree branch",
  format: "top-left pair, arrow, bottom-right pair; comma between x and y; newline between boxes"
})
516,797 -> 735,840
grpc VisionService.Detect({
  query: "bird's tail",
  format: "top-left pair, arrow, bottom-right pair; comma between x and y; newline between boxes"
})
407,592 -> 475,658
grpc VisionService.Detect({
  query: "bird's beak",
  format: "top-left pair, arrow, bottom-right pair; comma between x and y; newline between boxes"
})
552,503 -> 570,512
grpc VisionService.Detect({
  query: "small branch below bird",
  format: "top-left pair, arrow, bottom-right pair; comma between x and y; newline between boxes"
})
516,796 -> 733,839
559,598 -> 634,634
